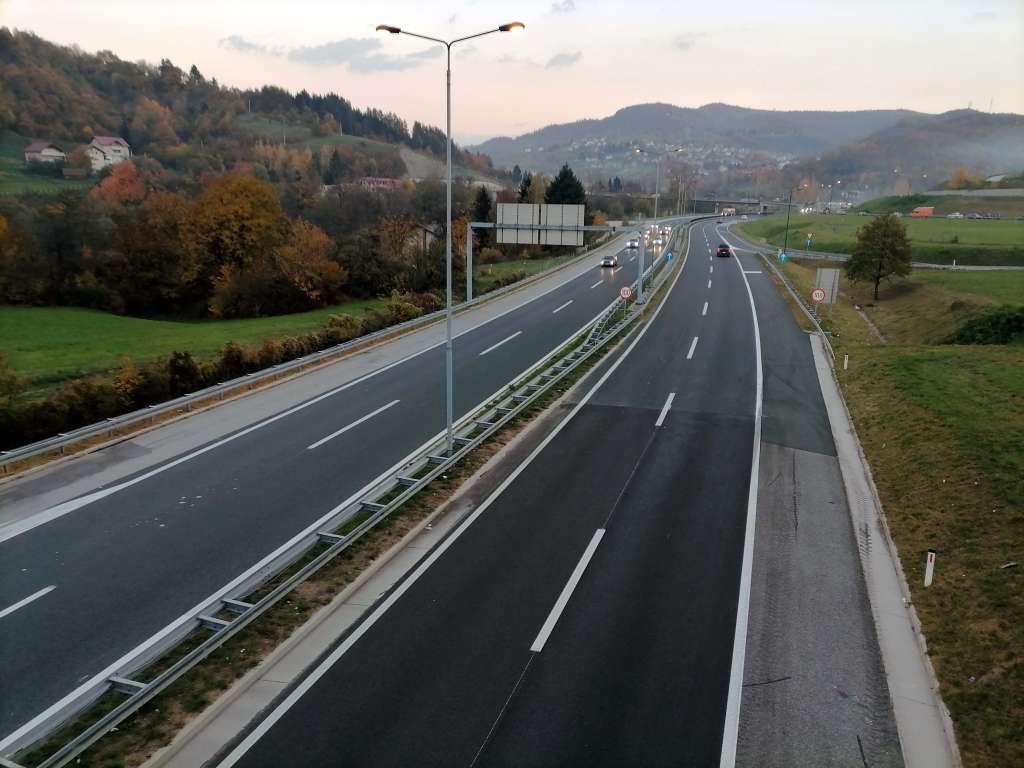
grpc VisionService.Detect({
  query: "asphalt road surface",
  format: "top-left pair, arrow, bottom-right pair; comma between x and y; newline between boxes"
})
0,227 -> 680,740
221,219 -> 902,767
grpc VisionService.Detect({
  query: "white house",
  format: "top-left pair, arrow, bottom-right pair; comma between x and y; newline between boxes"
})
85,136 -> 131,172
24,141 -> 67,165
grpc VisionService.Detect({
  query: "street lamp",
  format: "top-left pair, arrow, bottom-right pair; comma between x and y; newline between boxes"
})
377,20 -> 524,457
826,179 -> 841,211
634,146 -> 683,302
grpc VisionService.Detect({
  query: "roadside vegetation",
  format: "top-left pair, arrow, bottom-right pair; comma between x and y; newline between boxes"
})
851,193 -> 1024,218
772,257 -> 1022,767
739,213 -> 1024,266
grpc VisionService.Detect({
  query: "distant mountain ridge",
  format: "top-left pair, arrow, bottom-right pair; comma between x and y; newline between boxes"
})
472,103 -> 924,165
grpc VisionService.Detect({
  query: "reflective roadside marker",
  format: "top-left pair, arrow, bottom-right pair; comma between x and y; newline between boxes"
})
924,550 -> 936,587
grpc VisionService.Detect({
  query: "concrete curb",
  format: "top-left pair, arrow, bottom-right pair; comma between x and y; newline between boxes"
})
810,334 -> 961,768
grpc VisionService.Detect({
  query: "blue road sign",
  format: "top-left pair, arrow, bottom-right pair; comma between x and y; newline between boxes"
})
666,252 -> 674,262
778,250 -> 789,263
805,238 -> 812,248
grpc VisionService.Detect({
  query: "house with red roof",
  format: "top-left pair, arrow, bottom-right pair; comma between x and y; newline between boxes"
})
85,136 -> 131,172
23,141 -> 67,165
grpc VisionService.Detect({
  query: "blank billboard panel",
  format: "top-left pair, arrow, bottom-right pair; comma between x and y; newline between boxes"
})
496,204 -> 584,246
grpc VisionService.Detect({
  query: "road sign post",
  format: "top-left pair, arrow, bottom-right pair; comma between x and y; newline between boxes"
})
811,287 -> 826,304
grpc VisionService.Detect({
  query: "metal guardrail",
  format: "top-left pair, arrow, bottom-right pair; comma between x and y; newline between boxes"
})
0,231 -> 629,474
7,227 -> 688,768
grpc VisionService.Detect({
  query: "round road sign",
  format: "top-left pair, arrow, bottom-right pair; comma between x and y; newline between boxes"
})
811,288 -> 827,303
619,285 -> 633,300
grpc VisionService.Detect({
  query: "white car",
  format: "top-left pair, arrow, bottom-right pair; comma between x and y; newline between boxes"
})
947,212 -> 964,219
600,254 -> 619,268
626,238 -> 639,249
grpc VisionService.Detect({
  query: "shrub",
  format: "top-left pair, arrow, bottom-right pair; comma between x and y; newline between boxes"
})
385,297 -> 424,324
168,351 -> 203,395
256,338 -> 285,369
325,313 -> 362,343
479,247 -> 504,264
948,305 -> 1024,345
55,378 -> 119,429
218,341 -> 251,379
360,308 -> 392,335
113,357 -> 143,409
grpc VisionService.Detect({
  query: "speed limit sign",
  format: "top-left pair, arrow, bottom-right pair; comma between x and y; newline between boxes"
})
619,285 -> 633,300
811,288 -> 826,303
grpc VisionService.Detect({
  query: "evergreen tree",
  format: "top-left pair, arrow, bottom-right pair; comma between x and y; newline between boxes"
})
325,150 -> 344,184
518,171 -> 532,202
472,186 -> 493,246
544,163 -> 586,205
512,164 -> 523,186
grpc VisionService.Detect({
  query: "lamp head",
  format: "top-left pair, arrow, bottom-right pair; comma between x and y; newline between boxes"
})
498,21 -> 525,32
376,24 -> 401,34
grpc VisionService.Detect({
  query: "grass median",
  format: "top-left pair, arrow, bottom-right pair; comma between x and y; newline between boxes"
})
767,256 -> 1022,768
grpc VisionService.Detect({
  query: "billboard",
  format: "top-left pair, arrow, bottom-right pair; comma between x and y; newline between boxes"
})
496,203 -> 584,246
815,267 -> 841,304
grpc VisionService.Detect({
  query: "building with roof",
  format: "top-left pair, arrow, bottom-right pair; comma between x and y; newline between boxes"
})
85,136 -> 131,172
23,141 -> 67,165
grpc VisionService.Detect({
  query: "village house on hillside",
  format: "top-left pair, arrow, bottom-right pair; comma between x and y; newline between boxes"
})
23,141 -> 67,165
85,135 -> 131,172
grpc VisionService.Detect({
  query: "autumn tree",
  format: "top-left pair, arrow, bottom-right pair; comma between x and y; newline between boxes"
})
277,219 -> 347,303
90,161 -> 147,209
130,96 -> 179,148
526,172 -> 548,204
846,214 -> 912,300
376,215 -> 417,289
180,175 -> 290,298
111,191 -> 189,313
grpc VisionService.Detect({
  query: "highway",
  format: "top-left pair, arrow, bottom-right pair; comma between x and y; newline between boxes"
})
0,228 -> 679,741
219,218 -> 903,767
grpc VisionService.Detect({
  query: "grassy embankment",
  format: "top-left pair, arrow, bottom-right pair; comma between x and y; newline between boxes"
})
853,193 -> 1024,218
474,255 -> 573,294
0,299 -> 385,399
771,259 -> 1022,768
0,130 -> 95,196
740,213 -> 1024,266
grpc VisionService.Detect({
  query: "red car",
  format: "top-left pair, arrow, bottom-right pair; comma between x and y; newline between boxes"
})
716,243 -> 731,257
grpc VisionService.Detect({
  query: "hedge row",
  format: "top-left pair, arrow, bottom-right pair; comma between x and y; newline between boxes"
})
0,292 -> 443,451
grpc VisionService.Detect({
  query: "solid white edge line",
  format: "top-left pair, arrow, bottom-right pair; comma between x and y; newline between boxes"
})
0,296 -> 619,752
306,400 -> 401,451
702,301 -> 709,316
478,331 -> 523,357
686,336 -> 699,360
1,235 -> 635,545
529,528 -> 605,653
0,585 -> 56,620
654,392 -> 676,427
552,299 -> 573,314
718,247 -> 765,768
218,217 -> 697,768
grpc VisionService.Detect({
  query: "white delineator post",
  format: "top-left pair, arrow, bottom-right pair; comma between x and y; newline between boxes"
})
924,550 -> 936,587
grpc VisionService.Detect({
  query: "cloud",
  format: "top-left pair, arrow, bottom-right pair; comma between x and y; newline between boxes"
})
551,0 -> 576,12
220,34 -> 443,72
973,10 -> 997,20
546,51 -> 581,69
672,32 -> 703,51
218,36 -> 273,55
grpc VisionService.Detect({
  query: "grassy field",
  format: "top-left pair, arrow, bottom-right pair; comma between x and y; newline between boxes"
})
739,213 -> 1024,266
853,193 -> 1024,218
0,130 -> 95,196
1,299 -> 385,397
773,259 -> 1022,767
474,255 -> 574,294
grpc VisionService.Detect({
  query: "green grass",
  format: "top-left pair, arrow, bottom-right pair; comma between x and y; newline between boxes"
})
853,193 -> 1024,218
913,270 -> 1024,305
0,130 -> 95,196
474,255 -> 573,293
739,213 -> 1024,266
1,299 -> 385,396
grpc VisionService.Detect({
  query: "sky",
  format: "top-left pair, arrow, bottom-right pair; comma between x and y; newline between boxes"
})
2,0 -> 1022,145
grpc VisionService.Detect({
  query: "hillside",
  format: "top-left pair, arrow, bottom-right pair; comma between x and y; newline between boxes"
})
0,28 -> 499,186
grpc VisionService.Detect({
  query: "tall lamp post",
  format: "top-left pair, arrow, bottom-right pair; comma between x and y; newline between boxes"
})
377,21 -> 524,457
782,183 -> 807,257
826,179 -> 841,211
634,146 -> 683,302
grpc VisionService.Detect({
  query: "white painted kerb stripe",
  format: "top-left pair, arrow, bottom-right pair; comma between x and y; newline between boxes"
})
306,400 -> 400,450
478,331 -> 522,357
655,392 -> 676,427
0,586 -> 56,620
687,337 -> 699,360
530,528 -> 605,652
553,299 -> 574,314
